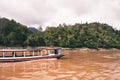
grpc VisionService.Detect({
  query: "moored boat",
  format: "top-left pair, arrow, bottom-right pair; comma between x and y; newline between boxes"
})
0,48 -> 64,62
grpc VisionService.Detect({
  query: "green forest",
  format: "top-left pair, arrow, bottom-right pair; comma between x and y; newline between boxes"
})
0,17 -> 120,49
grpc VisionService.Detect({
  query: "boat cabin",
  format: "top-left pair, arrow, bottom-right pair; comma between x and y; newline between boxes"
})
0,48 -> 64,62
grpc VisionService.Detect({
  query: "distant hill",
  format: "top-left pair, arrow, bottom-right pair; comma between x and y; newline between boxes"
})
0,17 -> 30,35
0,17 -> 31,46
28,27 -> 37,32
0,17 -> 120,48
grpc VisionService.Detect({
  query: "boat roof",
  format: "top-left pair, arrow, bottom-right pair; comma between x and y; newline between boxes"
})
0,47 -> 61,52
44,48 -> 61,50
0,49 -> 27,52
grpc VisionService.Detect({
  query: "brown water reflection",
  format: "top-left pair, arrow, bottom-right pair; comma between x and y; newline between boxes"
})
0,50 -> 120,80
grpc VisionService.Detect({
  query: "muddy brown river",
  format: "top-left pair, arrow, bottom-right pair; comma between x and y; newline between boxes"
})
0,49 -> 120,80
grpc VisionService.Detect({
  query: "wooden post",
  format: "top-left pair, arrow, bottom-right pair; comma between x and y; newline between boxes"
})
48,50 -> 50,55
24,51 -> 25,57
33,51 -> 34,56
13,52 -> 16,57
2,52 -> 4,58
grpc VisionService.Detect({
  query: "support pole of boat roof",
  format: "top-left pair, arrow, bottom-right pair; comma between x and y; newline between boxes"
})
2,52 -> 4,58
24,51 -> 25,57
33,51 -> 34,56
13,52 -> 16,57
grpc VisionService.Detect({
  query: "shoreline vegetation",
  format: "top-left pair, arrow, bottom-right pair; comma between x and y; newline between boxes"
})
0,17 -> 120,49
0,46 -> 119,51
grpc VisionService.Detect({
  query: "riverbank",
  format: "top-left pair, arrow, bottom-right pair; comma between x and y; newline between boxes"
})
61,48 -> 120,55
0,46 -> 120,55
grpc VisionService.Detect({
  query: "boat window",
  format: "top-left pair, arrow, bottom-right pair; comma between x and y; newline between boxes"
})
58,49 -> 61,54
54,49 -> 58,54
51,50 -> 54,54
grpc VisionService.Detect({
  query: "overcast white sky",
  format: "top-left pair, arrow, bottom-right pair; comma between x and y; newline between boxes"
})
0,0 -> 120,30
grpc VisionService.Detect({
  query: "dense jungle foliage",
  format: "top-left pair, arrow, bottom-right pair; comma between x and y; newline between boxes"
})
0,17 -> 120,49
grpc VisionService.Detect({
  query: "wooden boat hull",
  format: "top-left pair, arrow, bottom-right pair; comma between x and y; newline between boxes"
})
0,54 -> 64,62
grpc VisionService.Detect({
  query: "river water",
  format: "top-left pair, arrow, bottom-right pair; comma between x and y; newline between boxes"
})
0,49 -> 120,80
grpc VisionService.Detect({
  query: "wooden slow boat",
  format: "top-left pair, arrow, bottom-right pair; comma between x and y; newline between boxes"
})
0,48 -> 64,62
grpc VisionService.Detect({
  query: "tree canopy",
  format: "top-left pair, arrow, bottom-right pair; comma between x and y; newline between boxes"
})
0,17 -> 120,49
0,17 -> 31,46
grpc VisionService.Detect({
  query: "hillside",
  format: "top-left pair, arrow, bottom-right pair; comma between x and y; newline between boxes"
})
0,17 -> 120,49
0,17 -> 31,46
43,23 -> 120,49
28,27 -> 37,32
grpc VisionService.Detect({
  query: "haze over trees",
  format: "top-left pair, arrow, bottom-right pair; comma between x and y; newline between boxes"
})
0,17 -> 120,49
